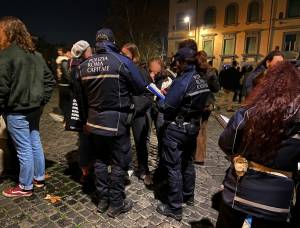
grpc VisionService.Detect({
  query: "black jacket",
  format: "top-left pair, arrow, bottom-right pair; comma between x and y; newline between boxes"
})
78,41 -> 147,136
0,42 -> 55,113
199,68 -> 220,106
219,67 -> 240,91
132,65 -> 153,116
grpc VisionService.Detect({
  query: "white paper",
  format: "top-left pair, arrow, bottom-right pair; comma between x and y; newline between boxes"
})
220,114 -> 230,124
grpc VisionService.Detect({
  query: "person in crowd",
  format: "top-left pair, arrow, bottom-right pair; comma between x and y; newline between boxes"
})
55,47 -> 65,81
244,50 -> 284,96
69,40 -> 93,181
156,46 -> 211,221
233,66 -> 243,103
216,61 -> 300,228
57,48 -> 72,122
121,43 -> 153,186
194,51 -> 220,164
219,60 -> 240,112
240,64 -> 253,99
78,28 -> 146,218
50,47 -> 72,123
208,60 -> 218,77
0,16 -> 55,197
149,57 -> 173,157
150,57 -> 174,202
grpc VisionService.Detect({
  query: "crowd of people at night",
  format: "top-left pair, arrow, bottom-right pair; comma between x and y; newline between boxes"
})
0,16 -> 299,228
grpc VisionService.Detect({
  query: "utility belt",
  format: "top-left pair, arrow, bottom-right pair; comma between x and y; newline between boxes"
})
167,115 -> 200,135
249,161 -> 292,178
223,156 -> 295,221
233,155 -> 292,178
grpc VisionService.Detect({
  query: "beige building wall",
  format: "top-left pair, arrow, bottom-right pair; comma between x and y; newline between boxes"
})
168,0 -> 300,69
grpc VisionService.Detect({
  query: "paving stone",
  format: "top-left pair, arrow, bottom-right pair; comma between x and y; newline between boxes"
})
86,213 -> 100,223
6,224 -> 20,228
50,213 -> 62,222
127,211 -> 141,221
79,209 -> 92,217
58,205 -> 70,213
7,207 -> 22,218
138,207 -> 153,219
18,220 -> 35,228
42,222 -> 59,228
136,217 -> 149,227
72,215 -> 86,225
36,217 -> 50,226
56,218 -> 73,227
148,214 -> 163,226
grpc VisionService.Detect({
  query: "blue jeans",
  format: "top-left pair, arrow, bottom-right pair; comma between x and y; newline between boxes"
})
6,110 -> 45,190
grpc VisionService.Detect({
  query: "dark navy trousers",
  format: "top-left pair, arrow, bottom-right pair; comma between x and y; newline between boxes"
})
91,131 -> 131,208
162,123 -> 197,211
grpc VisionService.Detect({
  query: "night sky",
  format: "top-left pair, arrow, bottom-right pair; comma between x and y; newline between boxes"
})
0,0 -> 110,45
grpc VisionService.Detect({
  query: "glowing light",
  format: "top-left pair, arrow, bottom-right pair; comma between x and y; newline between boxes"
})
184,16 -> 190,23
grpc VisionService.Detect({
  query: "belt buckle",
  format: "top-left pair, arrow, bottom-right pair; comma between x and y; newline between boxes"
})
233,155 -> 248,177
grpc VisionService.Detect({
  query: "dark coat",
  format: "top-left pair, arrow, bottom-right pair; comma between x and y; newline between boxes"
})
220,67 -> 240,91
131,65 -> 153,116
219,107 -> 300,221
0,42 -> 55,113
78,41 -> 147,136
199,68 -> 220,106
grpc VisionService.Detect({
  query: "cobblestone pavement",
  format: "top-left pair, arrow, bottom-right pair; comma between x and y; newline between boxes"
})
0,89 -> 237,228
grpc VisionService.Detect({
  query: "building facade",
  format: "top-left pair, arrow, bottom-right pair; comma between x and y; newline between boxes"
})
168,0 -> 300,68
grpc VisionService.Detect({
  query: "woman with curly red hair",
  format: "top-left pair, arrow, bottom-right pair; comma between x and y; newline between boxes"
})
216,61 -> 300,228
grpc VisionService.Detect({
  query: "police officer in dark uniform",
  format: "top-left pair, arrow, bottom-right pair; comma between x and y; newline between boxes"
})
78,28 -> 146,218
156,47 -> 211,221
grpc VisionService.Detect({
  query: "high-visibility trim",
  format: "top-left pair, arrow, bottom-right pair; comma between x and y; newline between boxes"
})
187,89 -> 210,97
81,74 -> 119,80
58,83 -> 70,86
248,167 -> 290,178
87,122 -> 118,132
248,161 -> 292,178
292,133 -> 300,139
234,196 -> 290,213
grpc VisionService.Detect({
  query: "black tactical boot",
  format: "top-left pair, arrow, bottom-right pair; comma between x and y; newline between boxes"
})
107,199 -> 133,218
156,203 -> 182,221
183,196 -> 194,206
97,198 -> 109,213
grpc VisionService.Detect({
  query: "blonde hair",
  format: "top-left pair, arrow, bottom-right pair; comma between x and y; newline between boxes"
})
122,43 -> 140,64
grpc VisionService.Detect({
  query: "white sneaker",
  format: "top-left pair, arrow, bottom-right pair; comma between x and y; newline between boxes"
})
127,170 -> 134,177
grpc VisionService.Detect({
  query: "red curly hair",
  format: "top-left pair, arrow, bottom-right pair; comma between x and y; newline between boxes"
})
243,61 -> 300,162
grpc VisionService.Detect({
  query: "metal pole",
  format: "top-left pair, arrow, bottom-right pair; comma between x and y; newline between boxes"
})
267,0 -> 274,53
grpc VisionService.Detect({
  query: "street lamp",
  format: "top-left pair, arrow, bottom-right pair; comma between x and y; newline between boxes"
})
184,16 -> 190,31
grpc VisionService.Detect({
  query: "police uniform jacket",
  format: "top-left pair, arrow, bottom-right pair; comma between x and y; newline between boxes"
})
161,64 -> 211,123
78,41 -> 146,136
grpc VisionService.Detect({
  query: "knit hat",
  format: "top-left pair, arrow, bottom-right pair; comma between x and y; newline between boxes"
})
71,40 -> 90,58
96,28 -> 115,43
